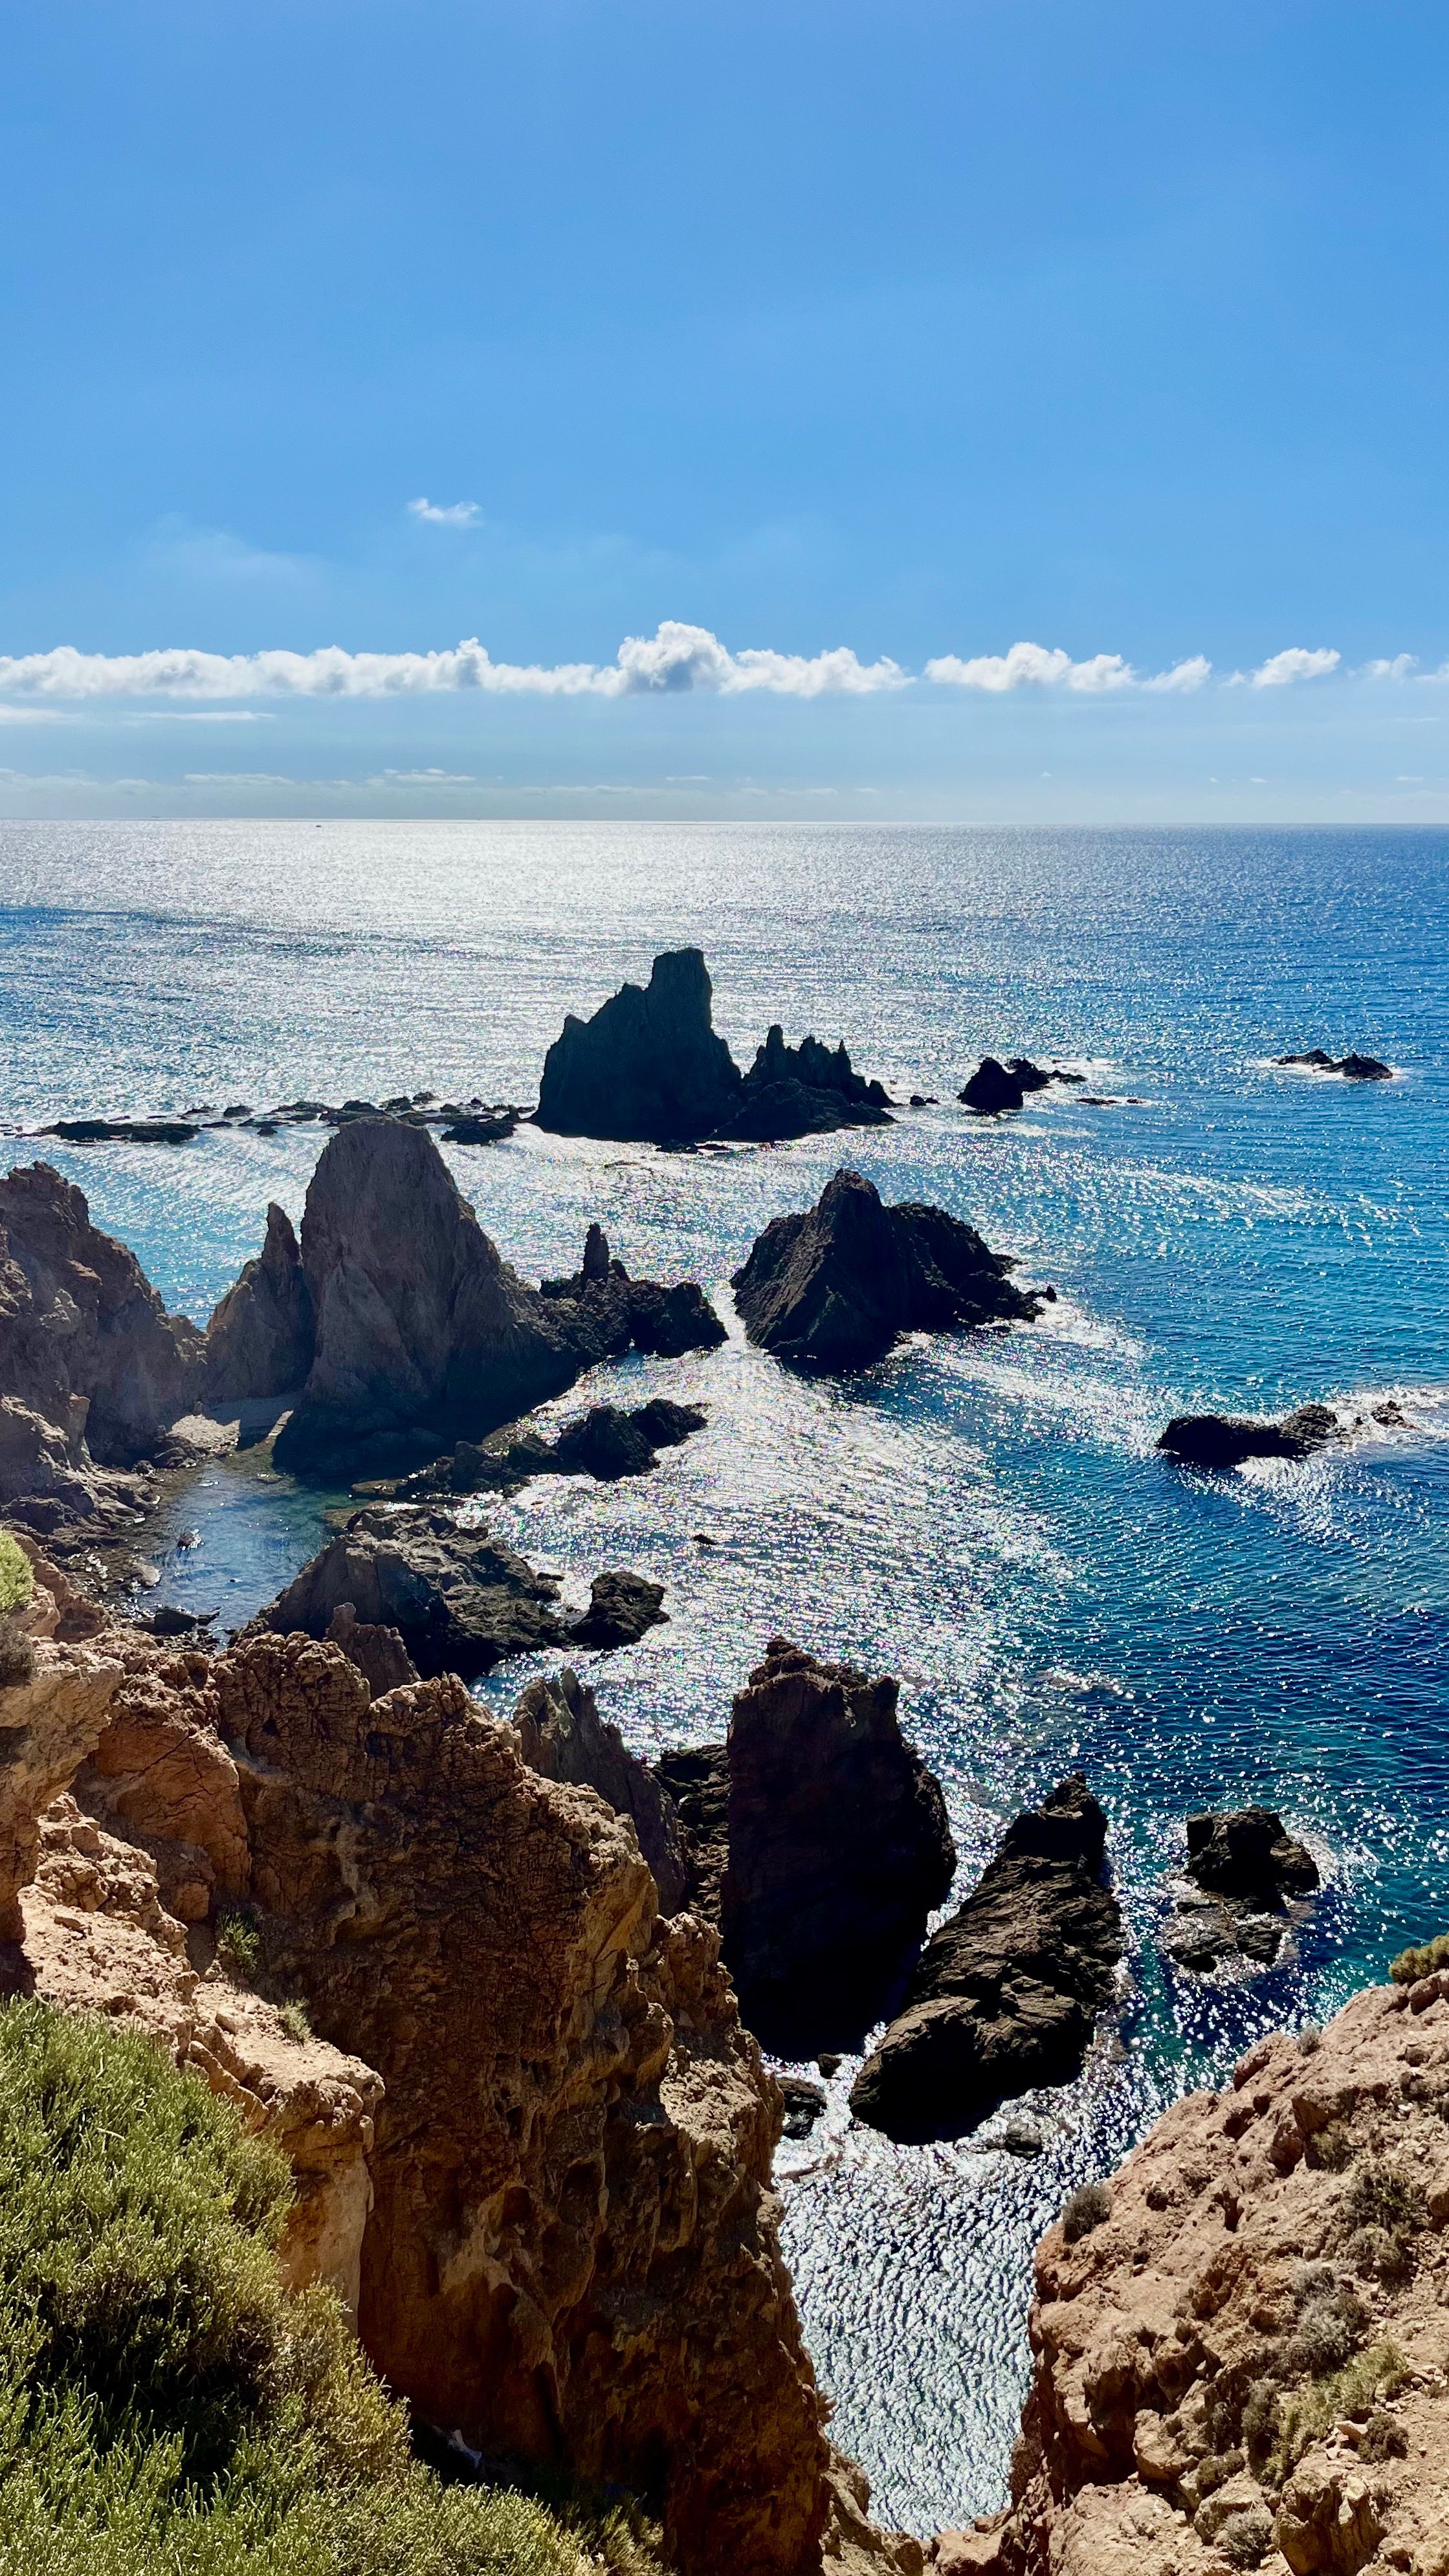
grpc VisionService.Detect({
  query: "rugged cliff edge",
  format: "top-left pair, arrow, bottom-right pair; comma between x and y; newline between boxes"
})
956,1972 -> 1449,2576
0,1544 -> 919,2575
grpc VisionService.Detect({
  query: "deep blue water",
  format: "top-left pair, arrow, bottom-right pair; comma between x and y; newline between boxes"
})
2,820 -> 1446,2532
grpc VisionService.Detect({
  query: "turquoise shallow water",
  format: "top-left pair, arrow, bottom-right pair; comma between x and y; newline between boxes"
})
2,820 -> 1446,2531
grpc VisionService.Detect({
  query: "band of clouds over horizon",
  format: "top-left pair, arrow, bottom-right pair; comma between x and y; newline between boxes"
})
0,622 -> 1433,707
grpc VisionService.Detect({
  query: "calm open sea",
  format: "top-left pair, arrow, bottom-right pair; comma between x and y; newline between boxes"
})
2,820 -> 1446,2533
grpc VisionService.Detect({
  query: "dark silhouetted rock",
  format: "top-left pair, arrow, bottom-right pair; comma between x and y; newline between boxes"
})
1007,1057 -> 1085,1091
535,948 -> 743,1142
41,1117 -> 201,1145
570,1569 -> 668,1649
1158,1404 -> 1344,1469
779,2076 -> 827,2139
959,1057 -> 1026,1113
440,1109 -> 516,1144
0,1161 -> 203,1482
1277,1048 -> 1393,1080
539,1226 -> 726,1360
388,1396 -> 708,1500
714,1027 -> 894,1142
720,1637 -> 956,2055
731,1166 -> 1041,1372
514,1666 -> 689,1913
204,1203 -> 315,1402
850,1775 -> 1122,2144
653,1743 -> 731,1923
1161,1805 -> 1320,1974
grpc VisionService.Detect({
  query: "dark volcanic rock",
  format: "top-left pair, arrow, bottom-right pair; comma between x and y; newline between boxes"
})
539,1226 -> 726,1360
850,1775 -> 1122,2144
535,947 -> 743,1143
720,1637 -> 957,2056
959,1056 -> 1026,1114
514,1666 -> 689,1913
1158,1403 -> 1344,1470
778,2076 -> 827,2140
570,1569 -> 668,1649
731,1165 -> 1041,1372
714,1026 -> 894,1143
390,1396 -> 708,1500
203,1202 -> 315,1402
1277,1048 -> 1393,1080
42,1116 -> 201,1145
0,1161 -> 203,1482
254,1507 -> 571,1677
1161,1805 -> 1320,1974
652,1744 -> 731,1924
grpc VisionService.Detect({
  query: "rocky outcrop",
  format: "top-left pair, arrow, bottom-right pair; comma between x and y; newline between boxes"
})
204,1202 -> 315,1401
850,1777 -> 1122,2144
654,1742 -> 732,1924
975,1974 -> 1449,2576
718,1638 -> 955,2054
538,1227 -> 726,1358
570,1567 -> 669,1647
717,1027 -> 894,1144
536,947 -> 744,1142
515,1666 -> 690,1913
732,1167 -> 1041,1372
212,1631 -> 835,2574
1160,1405 -> 1347,1470
1276,1049 -> 1393,1080
1163,1807 -> 1322,1972
381,1394 -> 708,1501
958,1057 -> 1082,1114
0,1161 -> 202,1482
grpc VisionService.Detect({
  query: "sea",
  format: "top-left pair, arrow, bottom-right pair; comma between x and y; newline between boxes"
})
2,820 -> 1446,2536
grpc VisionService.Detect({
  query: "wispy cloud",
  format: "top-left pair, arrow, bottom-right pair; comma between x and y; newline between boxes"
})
407,498 -> 481,527
0,704 -> 68,725
1362,654 -> 1418,680
925,643 -> 1211,694
1245,646 -> 1341,687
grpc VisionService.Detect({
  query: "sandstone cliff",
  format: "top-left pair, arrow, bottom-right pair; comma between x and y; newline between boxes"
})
959,1973 -> 1449,2576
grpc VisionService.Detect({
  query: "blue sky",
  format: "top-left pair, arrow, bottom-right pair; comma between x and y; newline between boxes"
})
3,0 -> 1448,820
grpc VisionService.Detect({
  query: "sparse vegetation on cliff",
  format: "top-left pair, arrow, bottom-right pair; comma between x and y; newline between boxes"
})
0,1999 -> 659,2576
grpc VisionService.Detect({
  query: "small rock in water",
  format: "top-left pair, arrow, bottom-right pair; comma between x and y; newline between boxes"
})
777,2075 -> 827,2139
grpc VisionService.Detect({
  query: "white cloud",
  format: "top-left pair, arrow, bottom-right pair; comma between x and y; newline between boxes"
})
1361,654 -> 1418,680
924,643 -> 1210,694
1248,646 -> 1341,687
408,498 -> 481,527
367,767 -> 475,784
0,704 -> 67,724
1142,655 -> 1213,693
0,622 -> 907,703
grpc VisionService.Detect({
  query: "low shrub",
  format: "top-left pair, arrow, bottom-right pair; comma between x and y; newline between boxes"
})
1358,2408 -> 1409,2464
1215,2505 -> 1274,2570
1266,2340 -> 1405,2483
0,1998 -> 658,2576
1391,1931 -> 1449,1985
215,1910 -> 263,1985
1061,2182 -> 1111,2243
1339,2159 -> 1428,2239
0,1533 -> 32,1616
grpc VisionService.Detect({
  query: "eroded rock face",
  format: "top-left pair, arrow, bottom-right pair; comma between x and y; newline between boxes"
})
515,1666 -> 690,1914
0,1635 -> 122,1935
253,1508 -> 572,1677
538,1226 -> 726,1359
720,1638 -> 956,2055
271,1119 -> 586,1475
977,1974 -> 1449,2576
536,947 -> 744,1142
0,1160 -> 202,1477
731,1167 -> 1041,1372
850,1776 -> 1121,2144
212,1631 -> 835,2576
204,1201 -> 315,1400
718,1028 -> 894,1144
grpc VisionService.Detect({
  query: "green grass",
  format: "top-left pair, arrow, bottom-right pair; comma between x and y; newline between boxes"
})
0,1532 -> 32,1616
0,1999 -> 663,2576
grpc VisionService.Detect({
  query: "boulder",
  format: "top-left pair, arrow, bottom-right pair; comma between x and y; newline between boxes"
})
1277,1048 -> 1393,1080
0,1161 -> 203,1475
850,1776 -> 1122,2143
535,947 -> 744,1142
959,1057 -> 1026,1114
1185,1803 -> 1320,1904
1159,1404 -> 1344,1470
731,1166 -> 1041,1372
570,1568 -> 669,1648
203,1202 -> 315,1402
720,1638 -> 956,2054
514,1666 -> 689,1911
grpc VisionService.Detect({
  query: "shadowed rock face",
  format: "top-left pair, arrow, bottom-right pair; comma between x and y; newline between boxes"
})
850,1775 -> 1122,2144
204,1202 -> 315,1402
515,1666 -> 690,1913
271,1119 -> 585,1475
716,1027 -> 894,1143
731,1167 -> 1041,1372
1158,1405 -> 1344,1470
1186,1804 -> 1320,1905
536,947 -> 744,1142
720,1638 -> 956,2055
0,1162 -> 203,1476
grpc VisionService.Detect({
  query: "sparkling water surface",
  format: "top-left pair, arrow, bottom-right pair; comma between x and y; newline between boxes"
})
2,821 -> 1446,2533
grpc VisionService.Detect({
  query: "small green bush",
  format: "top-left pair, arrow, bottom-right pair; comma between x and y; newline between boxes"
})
0,1532 -> 32,1617
1391,1930 -> 1449,1984
1266,2340 -> 1405,2483
279,2000 -> 313,2044
1340,2159 -> 1428,2239
216,1910 -> 263,1985
0,1998 -> 658,2576
1061,2182 -> 1111,2243
1358,2408 -> 1408,2464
